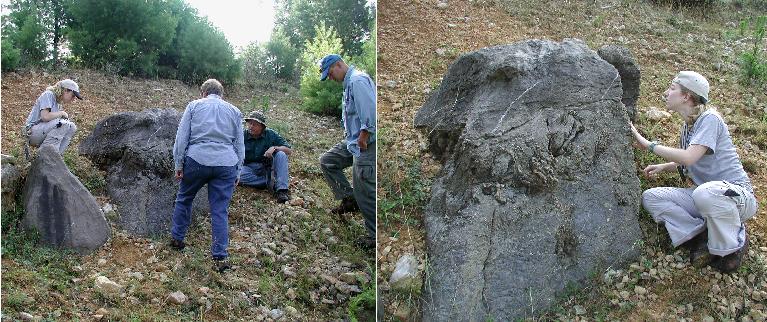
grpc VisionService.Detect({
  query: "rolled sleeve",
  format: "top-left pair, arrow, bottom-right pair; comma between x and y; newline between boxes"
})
235,113 -> 245,175
352,79 -> 376,134
173,104 -> 193,171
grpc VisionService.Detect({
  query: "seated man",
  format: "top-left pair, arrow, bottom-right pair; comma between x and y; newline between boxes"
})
239,111 -> 293,203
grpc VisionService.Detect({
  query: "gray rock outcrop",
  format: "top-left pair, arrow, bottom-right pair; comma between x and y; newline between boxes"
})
597,44 -> 641,121
22,144 -> 110,254
2,154 -> 22,210
414,39 -> 643,321
79,108 -> 209,237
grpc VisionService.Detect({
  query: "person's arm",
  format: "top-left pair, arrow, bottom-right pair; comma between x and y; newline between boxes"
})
264,133 -> 293,157
235,113 -> 245,182
353,78 -> 376,151
173,104 -> 193,180
630,122 -> 707,166
40,108 -> 68,122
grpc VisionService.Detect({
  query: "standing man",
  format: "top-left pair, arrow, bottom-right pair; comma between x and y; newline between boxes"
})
239,110 -> 293,203
318,54 -> 376,249
170,79 -> 245,273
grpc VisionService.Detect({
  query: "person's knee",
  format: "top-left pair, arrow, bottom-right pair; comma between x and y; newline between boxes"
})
68,121 -> 77,135
274,150 -> 288,161
641,187 -> 667,210
319,152 -> 333,169
692,182 -> 723,215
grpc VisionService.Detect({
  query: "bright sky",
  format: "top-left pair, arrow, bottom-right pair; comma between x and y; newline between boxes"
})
185,0 -> 276,54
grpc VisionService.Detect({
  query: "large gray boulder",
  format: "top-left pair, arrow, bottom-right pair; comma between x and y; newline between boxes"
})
597,44 -> 641,121
2,154 -> 22,210
414,39 -> 643,321
79,108 -> 209,237
22,144 -> 110,254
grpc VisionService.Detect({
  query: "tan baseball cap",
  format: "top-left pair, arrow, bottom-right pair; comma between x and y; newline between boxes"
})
59,79 -> 83,99
673,71 -> 709,104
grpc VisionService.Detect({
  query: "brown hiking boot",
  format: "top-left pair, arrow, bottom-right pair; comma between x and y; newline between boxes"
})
682,230 -> 713,268
169,238 -> 185,251
711,232 -> 749,274
330,196 -> 359,214
212,258 -> 232,273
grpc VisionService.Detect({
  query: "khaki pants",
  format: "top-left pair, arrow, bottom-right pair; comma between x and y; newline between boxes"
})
643,181 -> 758,256
28,119 -> 77,154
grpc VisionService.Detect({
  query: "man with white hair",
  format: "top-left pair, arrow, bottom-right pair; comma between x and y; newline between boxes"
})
170,79 -> 245,273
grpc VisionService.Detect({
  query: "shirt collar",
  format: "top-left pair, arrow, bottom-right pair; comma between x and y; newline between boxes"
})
207,94 -> 222,100
343,65 -> 356,89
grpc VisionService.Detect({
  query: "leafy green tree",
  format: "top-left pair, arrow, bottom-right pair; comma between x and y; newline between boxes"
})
3,0 -> 72,67
240,42 -> 271,86
299,22 -> 344,115
175,15 -> 239,85
350,19 -> 376,80
275,0 -> 372,56
67,0 -> 178,76
1,36 -> 22,71
265,29 -> 300,80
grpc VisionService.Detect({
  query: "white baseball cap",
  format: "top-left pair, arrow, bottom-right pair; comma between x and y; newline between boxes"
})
59,79 -> 83,99
672,71 -> 708,104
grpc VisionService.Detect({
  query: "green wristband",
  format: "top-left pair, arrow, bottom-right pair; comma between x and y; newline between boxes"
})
649,141 -> 659,153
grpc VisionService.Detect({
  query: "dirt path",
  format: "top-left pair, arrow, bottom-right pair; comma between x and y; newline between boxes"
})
1,69 -> 374,321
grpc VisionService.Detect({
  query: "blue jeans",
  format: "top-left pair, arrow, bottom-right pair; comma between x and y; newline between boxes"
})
171,156 -> 237,259
239,151 -> 289,191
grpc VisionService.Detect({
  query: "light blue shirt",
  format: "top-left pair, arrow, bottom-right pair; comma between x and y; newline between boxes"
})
25,90 -> 61,126
683,109 -> 753,193
342,66 -> 376,156
173,94 -> 245,174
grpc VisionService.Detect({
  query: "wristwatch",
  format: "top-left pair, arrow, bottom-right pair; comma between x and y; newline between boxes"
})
648,141 -> 659,153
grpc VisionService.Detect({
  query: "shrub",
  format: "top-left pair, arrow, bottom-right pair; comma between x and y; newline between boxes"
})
738,16 -> 767,85
299,22 -> 345,116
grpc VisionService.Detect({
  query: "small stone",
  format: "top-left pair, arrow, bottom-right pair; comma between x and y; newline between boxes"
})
634,285 -> 647,295
19,312 -> 34,321
128,272 -> 144,280
620,290 -> 630,299
389,255 -> 421,292
327,236 -> 338,244
269,308 -> 284,320
574,305 -> 586,315
285,305 -> 298,316
94,276 -> 123,295
289,198 -> 304,207
436,2 -> 448,10
702,315 -> 715,322
167,291 -> 187,305
198,286 -> 211,295
97,258 -> 107,266
645,107 -> 671,122
386,80 -> 397,88
286,288 -> 297,300
340,272 -> 358,284
435,48 -> 447,56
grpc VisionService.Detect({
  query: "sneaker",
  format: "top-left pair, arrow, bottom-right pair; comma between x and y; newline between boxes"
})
330,196 -> 359,215
169,238 -> 185,251
213,258 -> 232,273
276,189 -> 291,204
711,232 -> 749,274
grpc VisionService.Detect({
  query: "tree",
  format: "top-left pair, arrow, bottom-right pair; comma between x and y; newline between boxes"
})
67,0 -> 178,76
175,15 -> 239,85
350,19 -> 376,80
265,29 -> 300,80
299,22 -> 345,115
3,0 -> 72,67
275,0 -> 372,56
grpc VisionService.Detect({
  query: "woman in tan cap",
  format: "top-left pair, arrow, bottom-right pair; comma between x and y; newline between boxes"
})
23,78 -> 82,154
630,71 -> 757,273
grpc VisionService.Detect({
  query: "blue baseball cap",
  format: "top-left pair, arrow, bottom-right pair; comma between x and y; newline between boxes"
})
319,54 -> 342,81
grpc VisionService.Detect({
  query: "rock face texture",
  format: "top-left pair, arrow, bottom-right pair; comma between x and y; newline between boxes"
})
414,39 -> 643,321
22,144 -> 110,254
79,108 -> 209,237
2,154 -> 22,210
597,44 -> 641,121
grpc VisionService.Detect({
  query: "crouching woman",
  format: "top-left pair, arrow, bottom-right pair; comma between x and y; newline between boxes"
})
630,71 -> 757,273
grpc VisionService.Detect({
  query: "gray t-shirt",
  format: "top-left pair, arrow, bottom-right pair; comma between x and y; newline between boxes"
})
25,90 -> 61,126
682,109 -> 753,193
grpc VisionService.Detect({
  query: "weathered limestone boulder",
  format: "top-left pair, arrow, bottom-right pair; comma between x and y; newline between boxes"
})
414,39 -> 643,321
79,108 -> 209,237
2,154 -> 22,210
597,44 -> 641,121
22,145 -> 110,254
